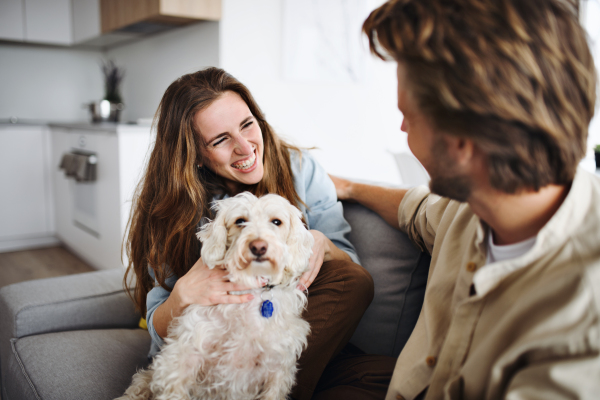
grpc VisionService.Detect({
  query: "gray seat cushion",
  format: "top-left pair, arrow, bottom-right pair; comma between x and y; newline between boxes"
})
5,329 -> 150,400
344,202 -> 430,358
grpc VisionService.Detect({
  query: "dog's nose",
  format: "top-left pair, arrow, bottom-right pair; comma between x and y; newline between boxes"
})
250,240 -> 268,257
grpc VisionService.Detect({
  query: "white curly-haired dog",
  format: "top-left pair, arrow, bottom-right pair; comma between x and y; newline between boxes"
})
118,192 -> 314,400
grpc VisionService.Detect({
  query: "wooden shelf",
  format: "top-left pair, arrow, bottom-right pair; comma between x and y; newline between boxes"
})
100,0 -> 221,34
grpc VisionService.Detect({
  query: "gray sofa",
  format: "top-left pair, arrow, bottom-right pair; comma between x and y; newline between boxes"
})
0,202 -> 430,400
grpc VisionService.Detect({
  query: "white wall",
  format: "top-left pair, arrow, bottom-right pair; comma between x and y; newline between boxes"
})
0,21 -> 220,125
0,1 -> 420,186
220,0 -> 407,185
105,22 -> 220,123
0,43 -> 104,121
582,0 -> 600,158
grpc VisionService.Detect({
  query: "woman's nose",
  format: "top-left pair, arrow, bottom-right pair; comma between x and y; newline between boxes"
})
234,135 -> 253,155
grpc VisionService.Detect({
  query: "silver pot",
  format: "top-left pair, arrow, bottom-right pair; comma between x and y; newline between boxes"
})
84,100 -> 125,123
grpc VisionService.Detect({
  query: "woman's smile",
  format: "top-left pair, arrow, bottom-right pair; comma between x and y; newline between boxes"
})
195,91 -> 265,192
231,148 -> 257,171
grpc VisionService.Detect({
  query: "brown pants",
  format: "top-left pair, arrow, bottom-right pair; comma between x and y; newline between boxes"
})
291,260 -> 396,400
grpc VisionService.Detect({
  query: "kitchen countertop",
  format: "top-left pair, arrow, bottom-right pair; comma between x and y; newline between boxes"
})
1,119 -> 152,133
50,121 -> 153,130
49,122 -> 123,132
0,118 -> 49,126
0,119 -> 151,134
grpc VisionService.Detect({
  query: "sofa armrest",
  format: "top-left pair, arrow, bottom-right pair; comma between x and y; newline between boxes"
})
0,268 -> 140,341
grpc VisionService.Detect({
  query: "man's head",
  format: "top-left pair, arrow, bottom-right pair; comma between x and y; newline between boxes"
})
364,0 -> 596,195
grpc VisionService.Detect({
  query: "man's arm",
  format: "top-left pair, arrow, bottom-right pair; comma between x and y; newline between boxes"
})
329,175 -> 408,229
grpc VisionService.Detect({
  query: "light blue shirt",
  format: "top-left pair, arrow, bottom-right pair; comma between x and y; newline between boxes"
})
145,149 -> 359,357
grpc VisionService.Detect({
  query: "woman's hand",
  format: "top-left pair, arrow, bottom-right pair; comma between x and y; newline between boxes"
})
298,230 -> 351,290
171,257 -> 256,312
298,230 -> 327,290
153,257 -> 255,338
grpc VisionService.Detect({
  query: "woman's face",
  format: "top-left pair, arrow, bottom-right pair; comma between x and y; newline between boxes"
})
195,91 -> 264,193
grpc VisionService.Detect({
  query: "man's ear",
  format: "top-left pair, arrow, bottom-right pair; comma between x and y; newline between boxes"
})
444,134 -> 475,168
196,205 -> 228,269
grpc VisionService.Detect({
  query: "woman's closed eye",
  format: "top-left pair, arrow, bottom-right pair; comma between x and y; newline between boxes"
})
242,120 -> 253,130
211,136 -> 228,147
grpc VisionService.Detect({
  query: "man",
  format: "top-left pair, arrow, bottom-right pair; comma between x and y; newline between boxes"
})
332,0 -> 600,398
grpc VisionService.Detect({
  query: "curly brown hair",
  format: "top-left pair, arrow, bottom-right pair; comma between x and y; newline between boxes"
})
363,0 -> 596,192
124,68 -> 303,316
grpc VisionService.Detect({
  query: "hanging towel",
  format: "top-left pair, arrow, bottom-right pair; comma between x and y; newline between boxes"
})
59,152 -> 97,182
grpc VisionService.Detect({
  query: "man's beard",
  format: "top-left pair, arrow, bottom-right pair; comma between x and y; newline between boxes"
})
427,140 -> 472,202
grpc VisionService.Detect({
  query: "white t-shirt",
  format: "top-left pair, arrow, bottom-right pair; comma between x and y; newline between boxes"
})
486,231 -> 537,264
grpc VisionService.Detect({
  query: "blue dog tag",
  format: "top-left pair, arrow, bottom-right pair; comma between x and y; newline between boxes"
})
260,300 -> 274,318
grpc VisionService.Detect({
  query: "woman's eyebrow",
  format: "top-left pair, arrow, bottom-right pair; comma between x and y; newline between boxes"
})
240,116 -> 254,127
208,132 -> 228,143
207,116 -> 254,143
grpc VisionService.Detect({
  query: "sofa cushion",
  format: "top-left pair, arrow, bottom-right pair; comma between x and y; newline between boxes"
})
5,329 -> 150,400
0,268 -> 139,340
344,202 -> 431,358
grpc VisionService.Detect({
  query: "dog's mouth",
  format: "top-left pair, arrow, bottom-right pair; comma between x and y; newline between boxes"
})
258,276 -> 270,286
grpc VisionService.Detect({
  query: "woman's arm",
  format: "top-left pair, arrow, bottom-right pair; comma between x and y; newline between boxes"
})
151,257 -> 256,339
289,150 -> 358,289
329,175 -> 408,230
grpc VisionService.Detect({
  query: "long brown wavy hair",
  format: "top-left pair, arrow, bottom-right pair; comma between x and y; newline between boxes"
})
124,67 -> 303,316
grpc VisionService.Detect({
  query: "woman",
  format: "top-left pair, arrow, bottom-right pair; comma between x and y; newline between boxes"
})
124,67 -> 375,399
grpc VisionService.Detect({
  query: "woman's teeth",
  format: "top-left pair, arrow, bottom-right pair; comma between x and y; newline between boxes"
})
232,152 -> 256,170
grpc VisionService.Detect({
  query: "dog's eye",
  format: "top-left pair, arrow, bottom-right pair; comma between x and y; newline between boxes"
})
271,219 -> 282,226
235,218 -> 246,226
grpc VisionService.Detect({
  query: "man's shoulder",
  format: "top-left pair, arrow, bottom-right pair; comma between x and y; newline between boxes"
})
426,193 -> 478,231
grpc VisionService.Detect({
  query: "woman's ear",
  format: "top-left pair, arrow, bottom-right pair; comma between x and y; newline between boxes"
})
196,206 -> 228,268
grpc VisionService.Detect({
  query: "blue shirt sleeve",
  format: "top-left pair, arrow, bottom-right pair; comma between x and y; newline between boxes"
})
146,266 -> 179,358
290,149 -> 361,265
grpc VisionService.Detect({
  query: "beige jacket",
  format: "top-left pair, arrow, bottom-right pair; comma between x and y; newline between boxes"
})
386,168 -> 600,400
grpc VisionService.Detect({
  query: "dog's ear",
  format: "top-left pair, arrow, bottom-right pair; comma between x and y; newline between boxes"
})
197,203 -> 228,269
285,206 -> 314,276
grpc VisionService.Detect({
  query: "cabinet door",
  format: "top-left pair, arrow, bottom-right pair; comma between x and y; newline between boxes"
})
0,126 -> 53,240
0,0 -> 25,41
72,0 -> 101,44
24,0 -> 72,45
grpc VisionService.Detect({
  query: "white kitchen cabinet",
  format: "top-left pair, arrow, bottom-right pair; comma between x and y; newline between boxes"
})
0,0 -> 25,41
0,0 -> 221,48
0,0 -> 73,46
0,125 -> 59,252
72,0 -> 101,44
50,124 -> 154,270
24,0 -> 73,45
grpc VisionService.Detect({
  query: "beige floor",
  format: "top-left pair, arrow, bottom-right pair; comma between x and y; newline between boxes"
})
0,245 -> 95,289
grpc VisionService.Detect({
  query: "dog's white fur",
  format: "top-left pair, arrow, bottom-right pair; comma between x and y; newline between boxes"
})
117,193 -> 314,400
